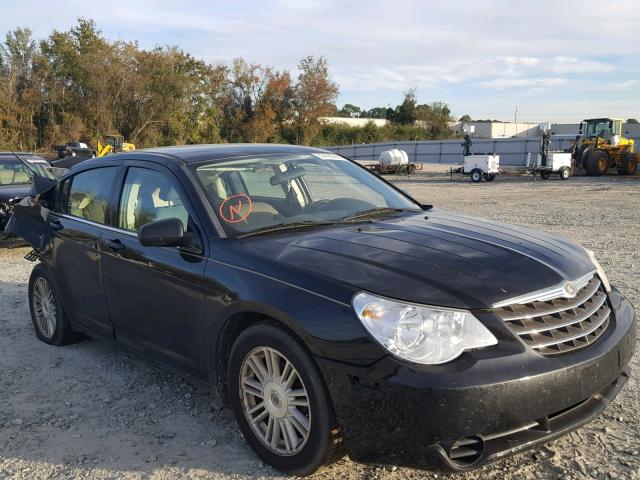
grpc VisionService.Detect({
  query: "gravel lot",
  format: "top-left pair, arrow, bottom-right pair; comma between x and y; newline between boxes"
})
0,173 -> 638,480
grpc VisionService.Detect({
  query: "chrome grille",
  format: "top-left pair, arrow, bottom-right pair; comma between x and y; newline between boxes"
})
494,275 -> 611,355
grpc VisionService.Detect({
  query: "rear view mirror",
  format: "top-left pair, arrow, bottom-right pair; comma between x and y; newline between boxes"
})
269,166 -> 306,186
138,217 -> 188,248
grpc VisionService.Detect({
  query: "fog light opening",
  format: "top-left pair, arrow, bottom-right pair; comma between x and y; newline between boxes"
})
448,436 -> 485,467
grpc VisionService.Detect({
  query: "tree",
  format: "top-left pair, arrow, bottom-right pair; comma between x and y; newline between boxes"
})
416,101 -> 454,138
364,107 -> 388,119
0,28 -> 44,150
626,118 -> 639,124
0,19 -> 456,151
395,89 -> 417,125
459,114 -> 472,122
337,103 -> 361,118
292,55 -> 339,144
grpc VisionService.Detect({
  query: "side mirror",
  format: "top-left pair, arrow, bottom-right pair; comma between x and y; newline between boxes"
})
139,218 -> 189,248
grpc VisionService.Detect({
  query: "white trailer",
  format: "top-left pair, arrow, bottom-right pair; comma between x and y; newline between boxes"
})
538,152 -> 572,180
463,154 -> 500,182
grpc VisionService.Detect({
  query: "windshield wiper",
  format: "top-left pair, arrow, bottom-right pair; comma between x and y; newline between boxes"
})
237,221 -> 337,238
341,207 -> 418,222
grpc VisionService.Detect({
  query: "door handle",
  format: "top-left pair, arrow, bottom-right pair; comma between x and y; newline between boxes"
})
50,219 -> 63,231
103,238 -> 126,252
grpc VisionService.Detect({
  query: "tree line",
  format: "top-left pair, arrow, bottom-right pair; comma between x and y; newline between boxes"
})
0,19 -> 455,152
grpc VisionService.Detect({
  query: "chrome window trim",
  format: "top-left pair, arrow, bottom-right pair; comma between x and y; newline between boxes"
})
492,270 -> 596,308
57,213 -> 138,237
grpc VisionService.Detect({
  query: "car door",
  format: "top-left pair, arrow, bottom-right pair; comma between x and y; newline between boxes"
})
100,162 -> 207,378
48,166 -> 119,338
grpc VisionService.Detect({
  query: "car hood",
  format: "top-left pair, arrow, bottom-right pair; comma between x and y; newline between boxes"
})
241,209 -> 594,309
0,184 -> 32,204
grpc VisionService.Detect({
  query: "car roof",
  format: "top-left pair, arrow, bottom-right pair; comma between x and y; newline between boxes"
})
134,143 -> 331,164
0,152 -> 47,162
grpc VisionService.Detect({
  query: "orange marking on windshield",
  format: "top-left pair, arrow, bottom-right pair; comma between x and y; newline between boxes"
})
219,194 -> 253,223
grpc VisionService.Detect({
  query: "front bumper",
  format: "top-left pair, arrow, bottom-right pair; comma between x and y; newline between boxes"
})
317,288 -> 636,471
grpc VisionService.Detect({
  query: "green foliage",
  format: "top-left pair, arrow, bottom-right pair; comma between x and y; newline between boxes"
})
387,89 -> 418,125
363,107 -> 388,119
336,103 -> 361,118
312,121 -> 453,146
0,19 -> 454,152
626,118 -> 639,124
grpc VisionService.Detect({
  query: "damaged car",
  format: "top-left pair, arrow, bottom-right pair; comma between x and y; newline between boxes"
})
0,153 -> 55,246
6,144 -> 636,476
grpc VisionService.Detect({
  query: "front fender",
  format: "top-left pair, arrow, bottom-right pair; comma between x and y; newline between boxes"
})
201,257 -> 386,396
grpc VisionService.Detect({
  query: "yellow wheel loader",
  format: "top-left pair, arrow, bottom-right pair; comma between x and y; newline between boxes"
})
97,135 -> 136,157
572,118 -> 638,176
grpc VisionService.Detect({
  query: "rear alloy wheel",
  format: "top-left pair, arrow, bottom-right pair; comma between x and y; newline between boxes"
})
559,167 -> 571,180
32,277 -> 57,339
228,323 -> 342,476
585,149 -> 609,176
29,264 -> 81,346
470,169 -> 483,183
620,151 -> 638,175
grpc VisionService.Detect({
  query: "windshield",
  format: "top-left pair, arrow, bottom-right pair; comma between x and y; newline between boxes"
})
25,160 -> 55,179
0,158 -> 32,185
193,153 -> 421,237
584,119 -> 614,139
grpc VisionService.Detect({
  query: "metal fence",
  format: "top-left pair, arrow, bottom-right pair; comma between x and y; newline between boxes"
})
324,137 -> 640,167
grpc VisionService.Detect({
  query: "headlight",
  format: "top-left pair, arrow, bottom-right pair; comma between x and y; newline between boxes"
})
585,249 -> 611,292
352,292 -> 498,365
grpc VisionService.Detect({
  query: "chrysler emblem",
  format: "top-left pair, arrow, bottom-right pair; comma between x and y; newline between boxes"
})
564,282 -> 577,297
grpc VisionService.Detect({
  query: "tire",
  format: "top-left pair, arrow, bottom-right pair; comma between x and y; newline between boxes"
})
559,167 -> 570,180
540,171 -> 551,180
28,264 -> 81,346
483,173 -> 496,182
620,151 -> 638,175
470,169 -> 483,183
228,323 -> 343,476
585,149 -> 609,176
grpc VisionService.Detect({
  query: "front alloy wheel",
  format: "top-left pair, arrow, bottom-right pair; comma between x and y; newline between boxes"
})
228,323 -> 343,476
240,347 -> 311,455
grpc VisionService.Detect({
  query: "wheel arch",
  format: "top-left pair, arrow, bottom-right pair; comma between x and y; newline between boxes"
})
29,261 -> 70,318
211,308 -> 316,407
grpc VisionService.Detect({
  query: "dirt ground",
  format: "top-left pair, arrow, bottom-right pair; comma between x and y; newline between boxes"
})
0,173 -> 638,480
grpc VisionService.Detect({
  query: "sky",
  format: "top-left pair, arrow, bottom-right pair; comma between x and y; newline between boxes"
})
2,0 -> 639,123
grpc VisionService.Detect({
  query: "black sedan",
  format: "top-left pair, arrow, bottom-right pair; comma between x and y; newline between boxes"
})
6,144 -> 636,475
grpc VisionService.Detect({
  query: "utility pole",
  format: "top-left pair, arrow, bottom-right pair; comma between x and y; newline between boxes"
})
514,106 -> 518,124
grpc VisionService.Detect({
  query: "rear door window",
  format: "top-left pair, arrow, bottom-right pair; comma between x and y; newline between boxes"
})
66,167 -> 118,224
0,159 -> 32,185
